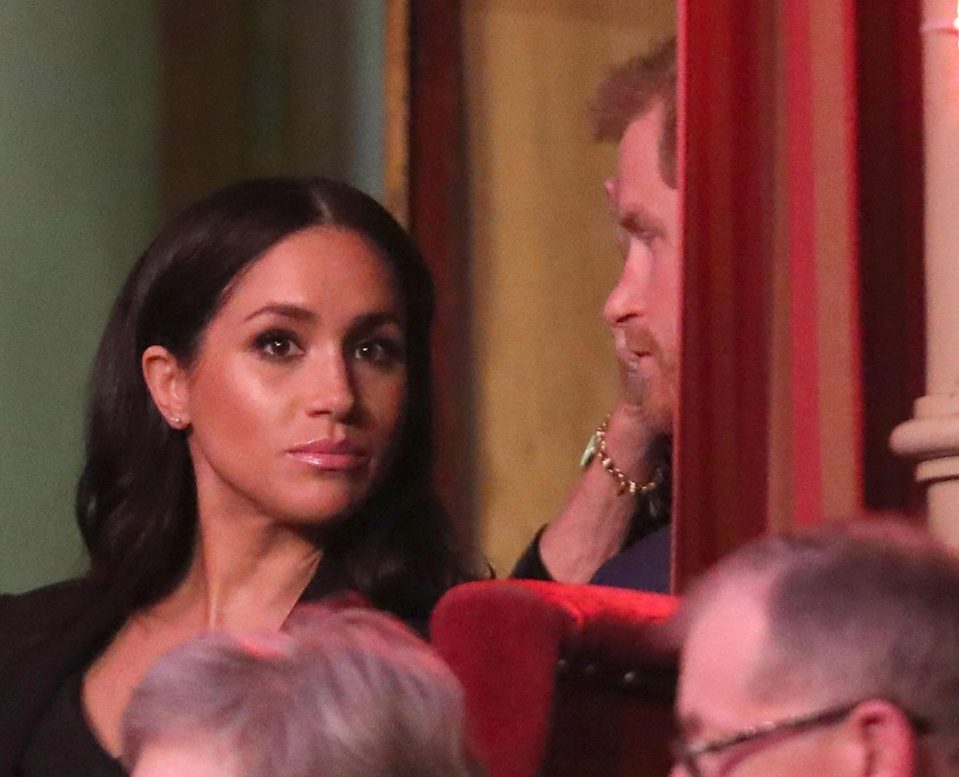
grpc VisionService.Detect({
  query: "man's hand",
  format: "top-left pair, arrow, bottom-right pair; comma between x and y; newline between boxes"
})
535,330 -> 675,583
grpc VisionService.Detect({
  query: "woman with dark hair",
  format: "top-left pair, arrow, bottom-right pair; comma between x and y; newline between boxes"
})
0,178 -> 477,776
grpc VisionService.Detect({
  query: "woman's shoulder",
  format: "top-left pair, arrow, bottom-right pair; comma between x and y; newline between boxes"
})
0,577 -> 104,635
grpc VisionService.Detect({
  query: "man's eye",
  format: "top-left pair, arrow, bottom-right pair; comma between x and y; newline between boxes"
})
615,227 -> 656,258
632,226 -> 658,246
353,338 -> 403,366
254,331 -> 304,360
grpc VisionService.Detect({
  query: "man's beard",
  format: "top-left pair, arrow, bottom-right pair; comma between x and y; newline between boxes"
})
622,325 -> 678,436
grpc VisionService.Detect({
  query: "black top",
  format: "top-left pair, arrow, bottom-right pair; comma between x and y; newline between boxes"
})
20,671 -> 123,777
0,556 -> 358,776
1,543 -> 548,775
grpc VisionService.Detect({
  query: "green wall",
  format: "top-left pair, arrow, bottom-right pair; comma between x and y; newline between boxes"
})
0,1 -> 387,593
248,0 -> 386,196
0,2 -> 159,592
287,0 -> 386,198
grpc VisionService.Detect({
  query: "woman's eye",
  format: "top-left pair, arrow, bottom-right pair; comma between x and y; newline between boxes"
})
254,331 -> 304,360
353,338 -> 403,366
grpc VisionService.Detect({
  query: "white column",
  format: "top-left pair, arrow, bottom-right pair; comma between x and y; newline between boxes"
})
890,0 -> 959,547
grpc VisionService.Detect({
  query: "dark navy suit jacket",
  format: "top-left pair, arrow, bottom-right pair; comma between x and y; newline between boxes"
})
511,522 -> 670,593
589,523 -> 670,592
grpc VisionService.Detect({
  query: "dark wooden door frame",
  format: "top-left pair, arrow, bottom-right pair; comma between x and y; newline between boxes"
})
406,1 -> 475,549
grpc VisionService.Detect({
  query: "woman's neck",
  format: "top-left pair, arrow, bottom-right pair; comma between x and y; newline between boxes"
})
159,509 -> 323,631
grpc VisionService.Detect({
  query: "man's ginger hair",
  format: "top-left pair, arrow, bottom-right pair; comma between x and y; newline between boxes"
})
592,37 -> 677,189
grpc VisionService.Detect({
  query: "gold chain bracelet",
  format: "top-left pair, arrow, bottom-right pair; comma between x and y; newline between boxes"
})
591,415 -> 660,497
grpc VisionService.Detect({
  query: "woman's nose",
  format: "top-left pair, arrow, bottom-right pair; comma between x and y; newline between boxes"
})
304,353 -> 356,419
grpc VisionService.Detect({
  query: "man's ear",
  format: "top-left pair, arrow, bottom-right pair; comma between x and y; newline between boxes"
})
846,699 -> 916,777
142,345 -> 191,430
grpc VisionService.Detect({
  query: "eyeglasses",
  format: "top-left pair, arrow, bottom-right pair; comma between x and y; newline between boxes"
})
670,703 -> 859,777
672,699 -> 932,777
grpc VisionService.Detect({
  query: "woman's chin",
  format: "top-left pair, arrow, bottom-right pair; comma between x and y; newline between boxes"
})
277,488 -> 369,528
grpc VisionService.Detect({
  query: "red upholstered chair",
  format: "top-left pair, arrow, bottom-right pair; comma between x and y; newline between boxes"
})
430,580 -> 680,777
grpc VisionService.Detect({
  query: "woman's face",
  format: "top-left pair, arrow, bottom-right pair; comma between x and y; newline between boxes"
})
169,226 -> 407,527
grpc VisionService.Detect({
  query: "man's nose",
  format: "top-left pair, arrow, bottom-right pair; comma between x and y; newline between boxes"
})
603,252 -> 648,327
304,352 -> 356,420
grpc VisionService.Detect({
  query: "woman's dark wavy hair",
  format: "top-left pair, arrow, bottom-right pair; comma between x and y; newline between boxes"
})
77,177 -> 472,620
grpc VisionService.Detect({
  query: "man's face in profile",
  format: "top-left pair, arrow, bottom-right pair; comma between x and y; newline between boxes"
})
604,103 -> 681,436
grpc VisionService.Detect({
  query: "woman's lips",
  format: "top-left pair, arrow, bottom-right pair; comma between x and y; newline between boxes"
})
286,439 -> 369,471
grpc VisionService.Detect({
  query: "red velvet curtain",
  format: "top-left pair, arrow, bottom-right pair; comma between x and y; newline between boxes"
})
854,0 -> 926,515
675,0 -> 924,587
406,1 -> 475,550
673,0 -> 779,587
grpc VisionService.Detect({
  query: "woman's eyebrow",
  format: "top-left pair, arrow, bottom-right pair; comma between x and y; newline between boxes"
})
243,303 -> 315,322
243,306 -> 404,331
349,311 -> 404,332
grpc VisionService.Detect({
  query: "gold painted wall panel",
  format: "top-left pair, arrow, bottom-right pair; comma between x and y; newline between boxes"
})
463,1 -> 675,574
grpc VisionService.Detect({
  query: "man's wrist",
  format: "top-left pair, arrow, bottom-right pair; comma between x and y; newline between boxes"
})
599,416 -> 661,496
581,407 -> 662,494
604,403 -> 657,477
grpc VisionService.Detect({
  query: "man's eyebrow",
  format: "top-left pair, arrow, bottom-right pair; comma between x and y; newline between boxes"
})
620,207 -> 666,236
243,303 -> 315,323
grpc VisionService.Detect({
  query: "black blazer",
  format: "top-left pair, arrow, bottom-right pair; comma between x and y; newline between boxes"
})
0,539 -> 536,775
0,579 -> 128,777
0,559 -> 360,777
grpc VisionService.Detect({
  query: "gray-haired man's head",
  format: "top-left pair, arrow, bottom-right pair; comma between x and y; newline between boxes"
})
123,606 -> 485,777
672,522 -> 959,777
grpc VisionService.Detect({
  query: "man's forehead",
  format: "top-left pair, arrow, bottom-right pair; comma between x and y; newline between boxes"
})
616,106 -> 667,176
608,105 -> 676,222
676,588 -> 772,733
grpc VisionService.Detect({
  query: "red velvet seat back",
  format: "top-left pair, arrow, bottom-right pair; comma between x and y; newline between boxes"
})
430,580 -> 680,777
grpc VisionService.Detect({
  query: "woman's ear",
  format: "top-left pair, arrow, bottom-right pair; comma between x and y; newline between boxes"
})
846,699 -> 917,777
142,345 -> 191,430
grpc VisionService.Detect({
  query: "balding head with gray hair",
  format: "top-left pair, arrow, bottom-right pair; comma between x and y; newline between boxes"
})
122,606 -> 485,777
673,521 -> 959,777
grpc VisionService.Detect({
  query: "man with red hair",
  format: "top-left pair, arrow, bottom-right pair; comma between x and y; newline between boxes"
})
516,39 -> 679,592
